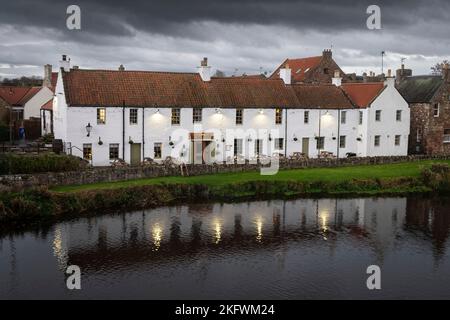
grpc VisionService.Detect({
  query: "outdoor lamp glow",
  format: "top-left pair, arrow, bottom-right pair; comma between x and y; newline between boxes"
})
86,122 -> 92,137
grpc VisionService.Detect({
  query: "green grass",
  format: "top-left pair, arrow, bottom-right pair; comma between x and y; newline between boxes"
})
52,160 -> 450,193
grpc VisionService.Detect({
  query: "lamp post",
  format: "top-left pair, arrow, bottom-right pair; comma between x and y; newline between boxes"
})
86,122 -> 92,137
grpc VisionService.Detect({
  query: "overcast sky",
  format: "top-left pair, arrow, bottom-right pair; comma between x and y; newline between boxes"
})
0,0 -> 449,79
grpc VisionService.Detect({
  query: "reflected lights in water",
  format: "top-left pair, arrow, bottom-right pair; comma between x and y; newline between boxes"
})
152,223 -> 163,251
213,218 -> 223,244
255,216 -> 263,242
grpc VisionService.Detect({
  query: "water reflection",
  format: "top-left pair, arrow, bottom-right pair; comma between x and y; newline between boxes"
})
1,196 -> 450,299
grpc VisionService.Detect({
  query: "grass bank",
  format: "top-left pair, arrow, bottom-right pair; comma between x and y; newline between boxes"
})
1,160 -> 450,225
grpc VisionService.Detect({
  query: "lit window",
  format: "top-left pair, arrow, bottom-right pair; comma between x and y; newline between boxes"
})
171,108 -> 180,125
193,108 -> 202,123
374,135 -> 381,147
154,142 -> 162,159
395,135 -> 401,146
236,109 -> 243,125
109,143 -> 119,160
341,111 -> 347,124
396,110 -> 402,122
130,109 -> 138,125
275,108 -> 283,124
304,111 -> 309,124
275,138 -> 284,150
83,143 -> 92,160
339,136 -> 346,148
375,110 -> 381,121
97,108 -> 106,124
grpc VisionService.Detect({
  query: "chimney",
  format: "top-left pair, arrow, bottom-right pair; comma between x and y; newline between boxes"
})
198,57 -> 211,82
59,54 -> 71,72
118,64 -> 125,71
279,63 -> 291,85
384,69 -> 395,87
443,63 -> 449,83
332,69 -> 342,86
322,49 -> 332,60
43,64 -> 52,88
395,63 -> 413,85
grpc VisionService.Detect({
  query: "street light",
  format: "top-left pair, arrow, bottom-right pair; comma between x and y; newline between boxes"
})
86,122 -> 92,137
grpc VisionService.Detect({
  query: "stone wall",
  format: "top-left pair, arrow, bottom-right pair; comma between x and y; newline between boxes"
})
1,155 -> 449,190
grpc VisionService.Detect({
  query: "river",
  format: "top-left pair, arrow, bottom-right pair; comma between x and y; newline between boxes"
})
1,196 -> 450,299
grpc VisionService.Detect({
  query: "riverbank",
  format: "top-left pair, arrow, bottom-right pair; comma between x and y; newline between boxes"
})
1,160 -> 449,225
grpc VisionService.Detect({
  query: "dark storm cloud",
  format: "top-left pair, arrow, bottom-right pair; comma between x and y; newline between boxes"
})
1,0 -> 448,39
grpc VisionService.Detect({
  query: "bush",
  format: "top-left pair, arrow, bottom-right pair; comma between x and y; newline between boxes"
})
0,122 -> 9,142
0,153 -> 86,175
420,163 -> 450,193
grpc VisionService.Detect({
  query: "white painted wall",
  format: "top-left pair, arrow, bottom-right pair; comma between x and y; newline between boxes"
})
23,87 -> 53,119
366,79 -> 410,157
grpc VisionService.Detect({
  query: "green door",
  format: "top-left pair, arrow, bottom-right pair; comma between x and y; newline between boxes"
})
130,143 -> 141,166
302,138 -> 309,157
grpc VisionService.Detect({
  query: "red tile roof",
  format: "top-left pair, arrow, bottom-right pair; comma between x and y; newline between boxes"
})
41,98 -> 53,111
270,56 -> 322,82
17,87 -> 42,105
341,83 -> 386,108
291,84 -> 355,109
62,69 -> 356,109
0,86 -> 34,106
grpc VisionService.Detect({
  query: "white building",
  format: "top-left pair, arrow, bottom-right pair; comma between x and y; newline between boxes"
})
52,56 -> 410,166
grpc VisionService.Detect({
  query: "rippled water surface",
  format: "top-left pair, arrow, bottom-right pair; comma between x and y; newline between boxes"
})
1,197 -> 450,299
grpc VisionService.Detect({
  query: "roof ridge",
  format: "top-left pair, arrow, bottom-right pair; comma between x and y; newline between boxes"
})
68,68 -> 199,75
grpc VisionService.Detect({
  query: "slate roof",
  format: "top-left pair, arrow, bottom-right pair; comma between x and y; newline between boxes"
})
396,76 -> 443,103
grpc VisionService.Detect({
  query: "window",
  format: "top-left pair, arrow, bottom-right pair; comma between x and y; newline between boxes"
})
417,128 -> 422,143
374,135 -> 381,147
83,143 -> 92,160
341,111 -> 347,124
236,109 -> 243,125
359,111 -> 363,125
275,138 -> 284,150
375,110 -> 381,121
316,137 -> 325,150
234,139 -> 243,156
339,136 -> 346,148
395,135 -> 401,146
255,139 -> 263,155
444,129 -> 450,143
154,143 -> 162,159
275,108 -> 283,124
433,103 -> 440,117
171,108 -> 180,125
304,111 -> 309,124
396,110 -> 402,122
109,143 -> 119,160
323,68 -> 329,74
130,109 -> 138,125
193,108 -> 202,123
97,108 -> 106,124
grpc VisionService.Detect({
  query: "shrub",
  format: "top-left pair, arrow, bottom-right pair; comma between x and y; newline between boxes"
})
0,122 -> 9,142
0,153 -> 86,175
420,163 -> 450,193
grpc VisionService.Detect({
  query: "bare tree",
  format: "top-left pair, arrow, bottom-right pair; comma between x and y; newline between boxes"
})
213,70 -> 226,77
431,60 -> 449,75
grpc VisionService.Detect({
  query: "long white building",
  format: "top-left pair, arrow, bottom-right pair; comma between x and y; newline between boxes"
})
52,55 -> 410,166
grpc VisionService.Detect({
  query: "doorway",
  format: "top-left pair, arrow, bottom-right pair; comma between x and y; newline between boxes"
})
190,132 -> 214,164
302,138 -> 309,157
130,143 -> 141,166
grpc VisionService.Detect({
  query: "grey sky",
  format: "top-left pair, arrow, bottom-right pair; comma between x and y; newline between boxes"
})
0,0 -> 449,79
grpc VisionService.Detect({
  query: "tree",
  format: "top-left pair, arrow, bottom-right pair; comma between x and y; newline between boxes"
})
1,76 -> 43,86
431,60 -> 449,76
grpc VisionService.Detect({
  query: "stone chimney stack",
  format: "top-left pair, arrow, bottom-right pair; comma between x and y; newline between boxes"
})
395,63 -> 412,85
385,69 -> 395,87
43,64 -> 52,88
59,54 -> 71,72
198,57 -> 211,82
322,49 -> 332,60
118,64 -> 125,71
279,63 -> 292,85
332,69 -> 342,87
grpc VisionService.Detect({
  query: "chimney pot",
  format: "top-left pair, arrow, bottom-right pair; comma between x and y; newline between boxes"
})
198,57 -> 211,81
388,69 -> 392,77
119,64 -> 125,71
201,57 -> 208,67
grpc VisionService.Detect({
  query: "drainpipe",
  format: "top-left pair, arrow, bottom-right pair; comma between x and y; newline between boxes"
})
122,100 -> 125,160
337,109 -> 341,161
284,108 -> 288,156
318,109 -> 322,157
142,107 -> 145,161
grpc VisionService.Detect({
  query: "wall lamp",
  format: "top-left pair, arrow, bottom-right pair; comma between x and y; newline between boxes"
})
86,122 -> 92,137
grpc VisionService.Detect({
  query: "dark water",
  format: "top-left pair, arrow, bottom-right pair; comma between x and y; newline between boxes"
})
1,197 -> 450,299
